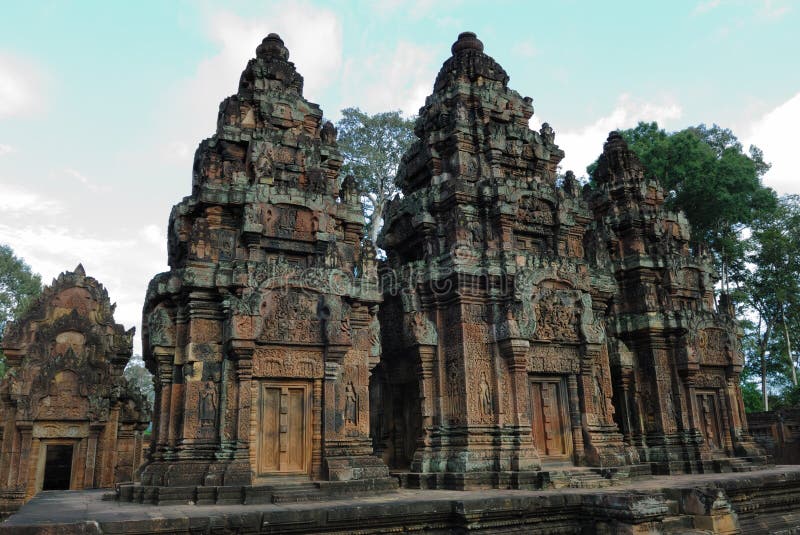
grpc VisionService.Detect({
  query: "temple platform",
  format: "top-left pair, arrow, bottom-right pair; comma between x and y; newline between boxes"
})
3,465 -> 800,534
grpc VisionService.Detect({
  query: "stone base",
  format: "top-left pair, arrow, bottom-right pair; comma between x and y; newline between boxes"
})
140,458 -> 252,487
583,426 -> 630,467
0,490 -> 25,520
6,466 -> 800,534
118,475 -> 398,505
397,470 -> 543,490
324,454 -> 391,482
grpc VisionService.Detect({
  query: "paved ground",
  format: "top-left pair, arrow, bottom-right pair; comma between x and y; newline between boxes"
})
3,465 -> 800,533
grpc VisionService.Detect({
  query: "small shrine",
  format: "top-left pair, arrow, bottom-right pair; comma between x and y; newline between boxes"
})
0,266 -> 150,515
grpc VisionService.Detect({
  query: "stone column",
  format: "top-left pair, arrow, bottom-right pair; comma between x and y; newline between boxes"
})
16,423 -> 32,496
5,417 -> 23,490
415,345 -> 437,433
226,343 -> 253,486
153,350 -> 174,457
501,339 -> 540,471
99,407 -> 120,487
616,366 -> 634,444
312,378 -> 323,479
84,424 -> 103,488
567,375 -> 585,462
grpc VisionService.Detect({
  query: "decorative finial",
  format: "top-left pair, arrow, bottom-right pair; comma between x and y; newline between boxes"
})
74,263 -> 86,277
451,32 -> 484,55
256,33 -> 289,60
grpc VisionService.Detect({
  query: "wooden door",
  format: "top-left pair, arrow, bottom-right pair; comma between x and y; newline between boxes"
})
530,377 -> 572,461
257,382 -> 311,476
696,391 -> 724,451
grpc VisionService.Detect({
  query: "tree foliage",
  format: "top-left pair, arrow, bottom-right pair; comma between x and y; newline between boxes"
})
588,122 -> 777,289
741,195 -> 800,408
0,245 -> 42,376
336,107 -> 416,244
124,356 -> 155,406
0,245 -> 42,339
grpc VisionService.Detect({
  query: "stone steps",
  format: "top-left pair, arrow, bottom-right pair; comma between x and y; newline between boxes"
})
545,468 -> 614,489
268,483 -> 326,504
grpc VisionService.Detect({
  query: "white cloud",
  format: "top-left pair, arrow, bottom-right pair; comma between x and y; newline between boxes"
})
759,0 -> 791,19
0,222 -> 168,355
512,40 -> 538,58
157,3 -> 343,164
553,93 -> 683,177
692,0 -> 721,16
341,40 -> 437,117
0,184 -> 62,214
0,144 -> 15,156
744,92 -> 800,195
63,168 -> 111,193
0,52 -> 46,118
140,223 -> 167,253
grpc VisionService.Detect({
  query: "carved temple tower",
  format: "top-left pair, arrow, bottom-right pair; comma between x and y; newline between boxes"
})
137,34 -> 392,501
589,132 -> 765,474
376,33 -> 626,489
0,266 -> 150,515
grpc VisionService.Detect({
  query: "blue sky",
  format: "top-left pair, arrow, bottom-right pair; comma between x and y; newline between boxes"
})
1,0 -> 798,353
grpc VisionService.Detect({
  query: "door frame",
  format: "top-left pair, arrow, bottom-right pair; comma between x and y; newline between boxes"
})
35,439 -> 78,493
695,389 -> 726,452
255,380 -> 313,478
528,375 -> 573,462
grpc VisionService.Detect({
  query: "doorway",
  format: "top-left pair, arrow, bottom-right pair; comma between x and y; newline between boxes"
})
42,444 -> 73,490
696,391 -> 725,451
256,381 -> 312,476
529,376 -> 573,462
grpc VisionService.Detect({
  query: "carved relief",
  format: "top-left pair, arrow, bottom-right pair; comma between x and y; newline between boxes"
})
533,290 -> 578,342
0,266 -> 150,508
252,348 -> 323,378
259,291 -> 323,344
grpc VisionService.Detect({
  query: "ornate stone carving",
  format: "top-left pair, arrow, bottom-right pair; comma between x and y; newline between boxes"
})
0,267 -> 151,513
589,131 -> 759,470
139,33 -> 390,492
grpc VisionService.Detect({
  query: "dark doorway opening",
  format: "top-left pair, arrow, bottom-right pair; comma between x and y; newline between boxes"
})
42,444 -> 73,490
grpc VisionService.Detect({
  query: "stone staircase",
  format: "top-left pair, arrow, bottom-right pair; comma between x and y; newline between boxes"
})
541,463 -> 653,489
706,455 -> 772,473
243,482 -> 326,504
544,467 -> 614,489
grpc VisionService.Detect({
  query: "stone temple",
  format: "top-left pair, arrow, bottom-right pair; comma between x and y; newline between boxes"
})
0,266 -> 151,516
376,31 -> 762,488
135,33 -> 392,503
5,32 -> 800,534
120,25 -> 781,511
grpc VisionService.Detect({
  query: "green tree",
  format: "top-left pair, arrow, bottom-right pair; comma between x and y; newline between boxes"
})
0,245 -> 42,376
741,195 -> 800,409
588,122 -> 777,290
0,245 -> 42,337
124,356 -> 155,406
335,107 -> 416,244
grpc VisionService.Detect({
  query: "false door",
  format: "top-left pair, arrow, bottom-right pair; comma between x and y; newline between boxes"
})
256,381 -> 312,476
529,376 -> 572,461
696,391 -> 725,451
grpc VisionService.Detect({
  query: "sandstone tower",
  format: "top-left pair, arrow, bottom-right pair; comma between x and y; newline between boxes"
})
375,32 -> 762,489
137,34 -> 392,502
376,32 -> 626,489
0,266 -> 150,515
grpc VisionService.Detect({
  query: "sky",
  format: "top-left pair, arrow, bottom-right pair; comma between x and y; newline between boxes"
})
1,0 -> 798,355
